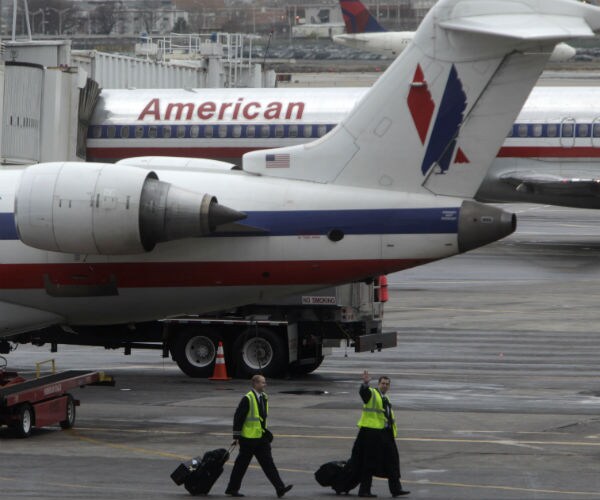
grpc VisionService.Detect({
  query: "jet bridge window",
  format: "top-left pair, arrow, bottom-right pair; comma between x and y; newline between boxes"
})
577,124 -> 589,137
547,124 -> 558,137
561,123 -> 574,137
246,125 -> 255,138
120,126 -> 130,138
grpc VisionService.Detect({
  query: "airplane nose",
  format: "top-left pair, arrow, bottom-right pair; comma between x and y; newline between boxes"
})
457,200 -> 516,253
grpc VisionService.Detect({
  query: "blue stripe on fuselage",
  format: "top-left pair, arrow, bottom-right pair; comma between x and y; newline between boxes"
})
0,208 -> 458,240
0,213 -> 17,239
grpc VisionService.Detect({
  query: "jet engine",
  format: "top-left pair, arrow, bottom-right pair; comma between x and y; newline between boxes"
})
15,162 -> 245,255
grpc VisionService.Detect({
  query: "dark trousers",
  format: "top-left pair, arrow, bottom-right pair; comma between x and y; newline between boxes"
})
226,437 -> 285,492
354,428 -> 402,495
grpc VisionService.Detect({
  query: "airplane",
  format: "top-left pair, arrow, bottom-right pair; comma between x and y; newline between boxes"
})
332,0 -> 576,61
87,85 -> 600,209
1,0 -> 599,343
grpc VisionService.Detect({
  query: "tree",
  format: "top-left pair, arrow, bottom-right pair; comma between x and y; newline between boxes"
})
91,1 -> 123,35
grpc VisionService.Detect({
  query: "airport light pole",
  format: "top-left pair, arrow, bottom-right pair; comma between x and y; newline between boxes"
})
45,7 -> 72,35
30,8 -> 44,35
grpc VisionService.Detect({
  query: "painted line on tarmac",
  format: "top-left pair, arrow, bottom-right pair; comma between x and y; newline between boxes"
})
210,431 -> 600,448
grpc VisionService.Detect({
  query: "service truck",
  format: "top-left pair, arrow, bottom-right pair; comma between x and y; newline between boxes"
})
2,278 -> 396,378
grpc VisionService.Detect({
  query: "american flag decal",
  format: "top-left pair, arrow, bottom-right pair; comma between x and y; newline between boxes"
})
265,153 -> 290,168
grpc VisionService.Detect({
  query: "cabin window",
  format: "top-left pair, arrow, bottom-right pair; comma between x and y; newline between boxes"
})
148,126 -> 157,138
289,125 -> 298,138
517,124 -> 528,137
120,126 -> 130,138
261,125 -> 270,138
135,126 -> 144,138
190,125 -> 199,138
561,123 -> 574,137
204,125 -> 214,138
547,124 -> 558,137
303,125 -> 312,138
275,125 -> 284,138
233,125 -> 242,138
593,123 -> 600,138
92,126 -> 102,138
577,123 -> 589,137
107,126 -> 116,138
218,125 -> 228,138
318,125 -> 327,137
162,126 -> 172,138
532,124 -> 543,137
246,125 -> 255,138
177,125 -> 186,138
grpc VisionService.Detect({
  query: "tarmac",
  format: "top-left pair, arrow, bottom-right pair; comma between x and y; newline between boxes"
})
1,203 -> 600,499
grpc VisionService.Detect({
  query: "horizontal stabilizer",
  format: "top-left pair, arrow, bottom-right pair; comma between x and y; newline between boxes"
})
440,14 -> 594,41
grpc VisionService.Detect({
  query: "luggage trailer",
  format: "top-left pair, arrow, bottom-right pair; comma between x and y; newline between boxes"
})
0,368 -> 114,438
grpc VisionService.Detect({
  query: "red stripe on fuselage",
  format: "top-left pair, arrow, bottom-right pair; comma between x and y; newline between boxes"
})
0,259 -> 433,290
498,146 -> 600,158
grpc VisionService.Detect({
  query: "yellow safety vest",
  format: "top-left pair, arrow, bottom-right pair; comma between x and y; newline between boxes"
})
357,388 -> 397,438
241,391 -> 267,439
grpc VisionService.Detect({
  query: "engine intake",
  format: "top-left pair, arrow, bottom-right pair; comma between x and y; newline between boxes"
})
15,162 -> 245,255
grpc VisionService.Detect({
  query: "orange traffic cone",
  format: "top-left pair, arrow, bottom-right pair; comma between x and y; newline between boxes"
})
209,341 -> 231,380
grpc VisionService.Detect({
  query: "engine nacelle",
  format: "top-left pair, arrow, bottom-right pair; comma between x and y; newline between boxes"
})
15,162 -> 245,255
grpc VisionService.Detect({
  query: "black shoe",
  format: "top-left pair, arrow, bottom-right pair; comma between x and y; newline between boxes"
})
392,491 -> 410,497
225,490 -> 245,497
276,484 -> 293,498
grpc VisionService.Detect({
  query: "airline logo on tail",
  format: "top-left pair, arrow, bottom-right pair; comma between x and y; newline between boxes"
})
408,64 -> 469,176
340,0 -> 386,33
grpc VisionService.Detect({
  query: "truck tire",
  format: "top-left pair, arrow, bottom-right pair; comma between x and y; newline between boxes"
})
234,327 -> 287,378
12,403 -> 34,438
60,394 -> 76,429
171,328 -> 221,378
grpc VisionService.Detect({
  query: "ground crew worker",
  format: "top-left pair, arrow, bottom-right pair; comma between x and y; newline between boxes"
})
225,374 -> 293,498
351,370 -> 410,497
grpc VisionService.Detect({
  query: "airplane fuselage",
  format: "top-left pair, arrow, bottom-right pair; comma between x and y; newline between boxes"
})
86,86 -> 600,209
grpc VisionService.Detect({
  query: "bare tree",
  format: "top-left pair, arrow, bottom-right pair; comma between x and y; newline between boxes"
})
91,1 -> 123,35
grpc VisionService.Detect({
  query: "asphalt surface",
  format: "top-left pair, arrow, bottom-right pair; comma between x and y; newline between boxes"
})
1,203 -> 600,499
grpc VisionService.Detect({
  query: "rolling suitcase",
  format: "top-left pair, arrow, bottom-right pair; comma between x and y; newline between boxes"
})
315,459 -> 360,495
171,444 -> 234,496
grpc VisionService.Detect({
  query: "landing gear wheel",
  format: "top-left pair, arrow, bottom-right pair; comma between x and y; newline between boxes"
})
171,328 -> 221,378
60,394 -> 76,429
234,327 -> 287,378
12,403 -> 34,438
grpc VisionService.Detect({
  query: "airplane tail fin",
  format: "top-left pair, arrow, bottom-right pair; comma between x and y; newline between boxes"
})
244,0 -> 600,199
340,0 -> 386,34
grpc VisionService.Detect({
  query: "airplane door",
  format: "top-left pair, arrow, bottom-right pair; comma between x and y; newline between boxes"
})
559,118 -> 575,148
592,118 -> 600,148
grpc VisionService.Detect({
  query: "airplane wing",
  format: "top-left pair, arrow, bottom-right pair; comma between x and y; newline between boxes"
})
499,171 -> 600,197
0,302 -> 64,337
